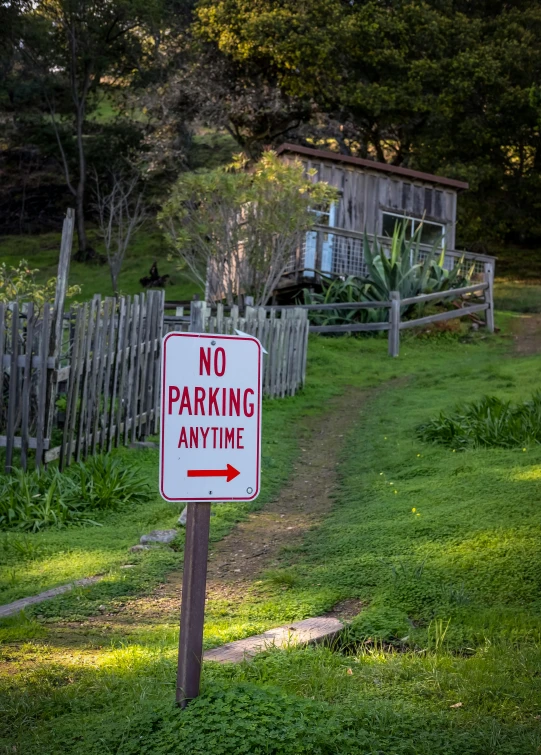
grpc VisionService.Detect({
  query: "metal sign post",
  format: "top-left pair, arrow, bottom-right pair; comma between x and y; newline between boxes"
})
160,332 -> 262,706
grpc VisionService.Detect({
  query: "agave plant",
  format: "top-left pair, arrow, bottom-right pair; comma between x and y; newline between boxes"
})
363,221 -> 441,301
303,220 -> 475,327
425,250 -> 475,293
302,275 -> 386,326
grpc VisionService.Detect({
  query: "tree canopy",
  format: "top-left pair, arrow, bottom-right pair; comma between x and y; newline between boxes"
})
194,0 -> 541,245
2,0 -> 541,248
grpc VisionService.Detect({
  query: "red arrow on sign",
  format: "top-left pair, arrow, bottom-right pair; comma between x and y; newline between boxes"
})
187,464 -> 240,482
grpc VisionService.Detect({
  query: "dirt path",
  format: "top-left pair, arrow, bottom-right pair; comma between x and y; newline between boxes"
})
512,313 -> 541,355
51,387 -> 366,636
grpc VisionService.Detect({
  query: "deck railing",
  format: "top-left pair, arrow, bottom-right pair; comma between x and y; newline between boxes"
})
285,224 -> 496,283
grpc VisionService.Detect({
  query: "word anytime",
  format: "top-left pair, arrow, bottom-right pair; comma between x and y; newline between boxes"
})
177,426 -> 245,449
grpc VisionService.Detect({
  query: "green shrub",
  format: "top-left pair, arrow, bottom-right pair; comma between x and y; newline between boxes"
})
131,683 -> 354,755
0,259 -> 80,310
417,393 -> 541,449
0,455 -> 150,532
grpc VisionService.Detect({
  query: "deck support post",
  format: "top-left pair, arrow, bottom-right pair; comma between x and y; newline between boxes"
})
484,262 -> 495,333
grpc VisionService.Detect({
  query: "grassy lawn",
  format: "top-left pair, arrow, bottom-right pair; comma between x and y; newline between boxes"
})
2,315 -> 541,753
0,226 -> 202,303
494,280 -> 541,313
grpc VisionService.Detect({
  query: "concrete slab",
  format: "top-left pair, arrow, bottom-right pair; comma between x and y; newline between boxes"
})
204,616 -> 344,663
0,576 -> 102,619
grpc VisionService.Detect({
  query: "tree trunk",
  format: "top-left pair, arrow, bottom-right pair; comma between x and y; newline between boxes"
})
71,62 -> 98,263
110,263 -> 119,297
74,180 -> 88,259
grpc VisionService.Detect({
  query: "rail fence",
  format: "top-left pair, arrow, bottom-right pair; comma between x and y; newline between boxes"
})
303,279 -> 494,357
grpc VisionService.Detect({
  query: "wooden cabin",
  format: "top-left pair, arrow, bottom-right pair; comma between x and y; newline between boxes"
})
274,143 -> 488,295
205,143 -> 496,304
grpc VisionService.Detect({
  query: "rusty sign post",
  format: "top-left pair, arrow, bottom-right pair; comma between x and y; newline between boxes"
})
160,333 -> 262,707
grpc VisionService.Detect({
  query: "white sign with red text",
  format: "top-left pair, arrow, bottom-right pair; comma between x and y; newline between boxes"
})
160,332 -> 262,502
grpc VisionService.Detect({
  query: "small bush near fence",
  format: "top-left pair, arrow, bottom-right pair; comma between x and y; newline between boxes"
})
0,455 -> 151,532
418,393 -> 541,450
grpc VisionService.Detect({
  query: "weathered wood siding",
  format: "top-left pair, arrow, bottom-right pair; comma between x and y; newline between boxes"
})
281,155 -> 458,249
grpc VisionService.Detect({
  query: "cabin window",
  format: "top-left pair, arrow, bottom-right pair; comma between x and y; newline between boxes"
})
304,202 -> 337,276
309,201 -> 337,228
381,212 -> 444,248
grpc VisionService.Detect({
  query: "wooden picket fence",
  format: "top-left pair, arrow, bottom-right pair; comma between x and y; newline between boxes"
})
0,208 -> 167,472
0,290 -> 164,473
58,290 -> 164,469
0,301 -> 55,471
0,209 -> 75,473
164,301 -> 309,398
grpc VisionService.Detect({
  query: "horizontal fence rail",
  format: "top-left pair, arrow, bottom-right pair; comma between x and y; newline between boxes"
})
304,276 -> 494,357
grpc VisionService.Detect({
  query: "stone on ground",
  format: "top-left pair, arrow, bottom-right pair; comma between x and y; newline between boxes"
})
140,529 -> 177,545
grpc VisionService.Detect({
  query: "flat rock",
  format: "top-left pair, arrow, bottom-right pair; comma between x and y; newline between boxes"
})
204,616 -> 344,663
129,544 -> 151,552
140,529 -> 177,545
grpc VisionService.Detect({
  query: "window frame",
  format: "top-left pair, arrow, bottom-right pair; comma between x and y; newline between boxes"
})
380,211 -> 445,248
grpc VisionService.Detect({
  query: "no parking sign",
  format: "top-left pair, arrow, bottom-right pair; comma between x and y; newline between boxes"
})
160,332 -> 262,502
160,331 -> 263,706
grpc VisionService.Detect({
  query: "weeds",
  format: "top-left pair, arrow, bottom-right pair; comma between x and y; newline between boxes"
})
262,569 -> 300,588
418,392 -> 541,449
0,455 -> 150,532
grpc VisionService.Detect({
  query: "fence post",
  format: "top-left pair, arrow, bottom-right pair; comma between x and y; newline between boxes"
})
388,291 -> 400,357
190,300 -> 206,333
50,209 -> 75,359
484,262 -> 495,333
43,209 -> 75,466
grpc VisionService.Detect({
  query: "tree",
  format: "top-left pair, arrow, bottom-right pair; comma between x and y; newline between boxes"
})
94,171 -> 147,296
10,0 -> 166,258
159,151 -> 337,305
194,0 -> 541,246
